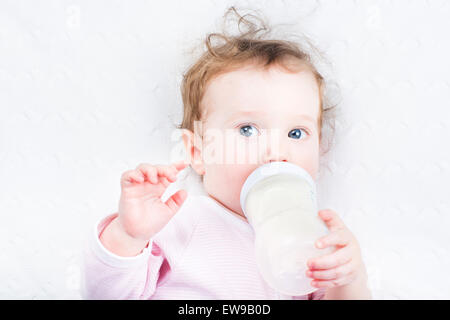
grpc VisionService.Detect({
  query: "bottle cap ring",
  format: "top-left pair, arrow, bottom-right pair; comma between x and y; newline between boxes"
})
239,161 -> 316,219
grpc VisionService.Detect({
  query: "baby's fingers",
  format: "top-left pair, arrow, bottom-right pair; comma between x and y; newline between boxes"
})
315,229 -> 351,249
159,176 -> 171,187
136,163 -> 158,184
121,169 -> 145,185
306,258 -> 355,281
155,165 -> 178,182
133,163 -> 179,185
172,160 -> 189,172
308,246 -> 352,270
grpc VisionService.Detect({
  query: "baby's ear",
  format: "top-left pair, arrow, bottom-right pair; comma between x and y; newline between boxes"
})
181,128 -> 205,176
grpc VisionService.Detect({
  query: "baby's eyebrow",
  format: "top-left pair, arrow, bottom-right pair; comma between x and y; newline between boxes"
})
228,110 -> 260,118
227,109 -> 316,124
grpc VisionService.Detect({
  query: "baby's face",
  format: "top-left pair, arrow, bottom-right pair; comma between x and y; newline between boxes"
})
184,63 -> 321,219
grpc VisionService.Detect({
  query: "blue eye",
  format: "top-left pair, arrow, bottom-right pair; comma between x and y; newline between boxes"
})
238,124 -> 308,139
239,124 -> 259,137
288,128 -> 308,140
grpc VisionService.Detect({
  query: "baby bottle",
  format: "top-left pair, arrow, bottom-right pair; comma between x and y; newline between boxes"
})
240,161 -> 334,296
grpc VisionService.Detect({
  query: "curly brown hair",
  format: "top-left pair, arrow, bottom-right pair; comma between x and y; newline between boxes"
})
176,6 -> 338,172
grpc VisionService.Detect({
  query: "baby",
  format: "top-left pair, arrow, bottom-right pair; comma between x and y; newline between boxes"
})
82,7 -> 371,300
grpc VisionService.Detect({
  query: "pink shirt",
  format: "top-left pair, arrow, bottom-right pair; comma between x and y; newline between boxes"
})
81,193 -> 326,300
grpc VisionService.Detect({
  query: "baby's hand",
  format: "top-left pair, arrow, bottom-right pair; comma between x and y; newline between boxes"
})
117,161 -> 189,241
305,209 -> 366,289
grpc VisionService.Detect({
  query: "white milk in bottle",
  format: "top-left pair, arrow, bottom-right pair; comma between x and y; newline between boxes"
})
240,161 -> 334,296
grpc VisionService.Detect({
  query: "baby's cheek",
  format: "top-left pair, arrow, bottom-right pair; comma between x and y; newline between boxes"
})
292,151 -> 319,180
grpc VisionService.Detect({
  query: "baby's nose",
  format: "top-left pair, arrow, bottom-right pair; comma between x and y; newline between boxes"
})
259,132 -> 290,164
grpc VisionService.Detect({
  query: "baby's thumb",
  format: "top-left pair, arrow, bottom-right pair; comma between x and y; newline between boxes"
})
165,189 -> 188,215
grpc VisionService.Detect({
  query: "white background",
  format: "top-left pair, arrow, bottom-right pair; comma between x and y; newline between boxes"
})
1,0 -> 449,299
